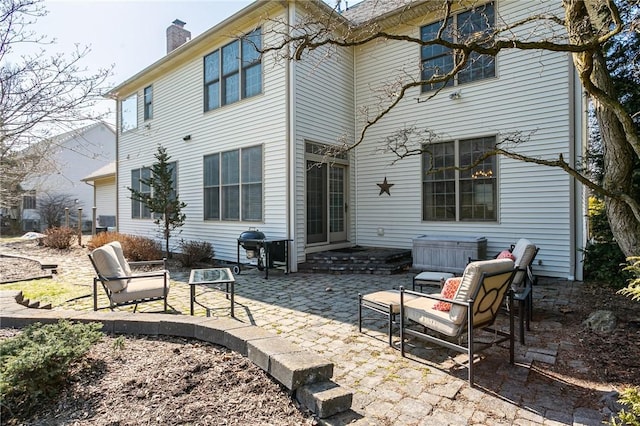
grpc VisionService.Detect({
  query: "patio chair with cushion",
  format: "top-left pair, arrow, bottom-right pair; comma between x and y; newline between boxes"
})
399,258 -> 516,386
471,238 -> 539,344
496,239 -> 539,343
88,241 -> 170,312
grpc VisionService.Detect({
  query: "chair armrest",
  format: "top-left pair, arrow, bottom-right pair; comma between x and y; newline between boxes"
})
100,271 -> 168,281
128,258 -> 167,268
400,287 -> 470,308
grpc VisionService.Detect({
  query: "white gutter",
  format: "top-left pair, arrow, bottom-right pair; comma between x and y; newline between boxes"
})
287,1 -> 298,272
568,56 -> 577,281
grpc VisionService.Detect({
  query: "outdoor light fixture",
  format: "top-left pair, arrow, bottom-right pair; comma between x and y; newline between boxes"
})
183,135 -> 191,141
449,90 -> 462,100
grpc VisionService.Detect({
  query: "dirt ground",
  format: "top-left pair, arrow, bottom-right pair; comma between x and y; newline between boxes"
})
0,330 -> 316,426
1,240 -> 639,424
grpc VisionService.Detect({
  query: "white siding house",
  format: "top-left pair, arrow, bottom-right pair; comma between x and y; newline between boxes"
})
20,122 -> 116,231
81,162 -> 117,229
108,0 -> 587,279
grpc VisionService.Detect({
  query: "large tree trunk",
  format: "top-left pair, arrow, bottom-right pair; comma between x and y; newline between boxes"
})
565,0 -> 640,258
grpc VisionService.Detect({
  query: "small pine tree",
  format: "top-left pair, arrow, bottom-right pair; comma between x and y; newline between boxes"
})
128,145 -> 186,257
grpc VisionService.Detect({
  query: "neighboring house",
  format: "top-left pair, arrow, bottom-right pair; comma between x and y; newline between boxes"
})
107,1 -> 587,280
80,161 -> 117,230
21,122 -> 116,230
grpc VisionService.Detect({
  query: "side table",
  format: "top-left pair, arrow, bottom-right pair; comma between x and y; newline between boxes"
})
412,271 -> 455,292
189,268 -> 236,318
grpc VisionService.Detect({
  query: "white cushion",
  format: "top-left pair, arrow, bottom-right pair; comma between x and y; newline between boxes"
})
110,275 -> 169,304
362,290 -> 418,314
91,245 -> 128,293
510,239 -> 537,287
403,259 -> 515,337
449,258 -> 515,325
403,297 -> 461,337
107,241 -> 132,277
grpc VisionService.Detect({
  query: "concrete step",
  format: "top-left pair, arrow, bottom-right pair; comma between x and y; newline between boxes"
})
296,380 -> 353,419
299,247 -> 412,275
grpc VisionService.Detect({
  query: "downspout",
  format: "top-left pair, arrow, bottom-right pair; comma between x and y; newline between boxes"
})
115,98 -> 120,233
568,57 -> 577,281
568,56 -> 587,281
352,32 -> 358,247
286,1 -> 297,272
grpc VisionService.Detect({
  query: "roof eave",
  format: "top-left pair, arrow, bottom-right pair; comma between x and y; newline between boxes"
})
106,0 -> 277,100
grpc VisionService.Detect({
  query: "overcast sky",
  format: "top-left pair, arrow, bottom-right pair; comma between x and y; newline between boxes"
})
22,0 -> 361,123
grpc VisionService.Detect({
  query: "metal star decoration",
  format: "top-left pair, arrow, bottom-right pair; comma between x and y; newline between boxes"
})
377,177 -> 394,196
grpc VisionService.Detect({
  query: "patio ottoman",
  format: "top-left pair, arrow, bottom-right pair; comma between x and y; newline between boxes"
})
358,290 -> 418,347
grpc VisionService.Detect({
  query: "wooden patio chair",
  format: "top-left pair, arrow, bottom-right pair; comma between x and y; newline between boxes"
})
88,241 -> 170,312
399,258 -> 516,386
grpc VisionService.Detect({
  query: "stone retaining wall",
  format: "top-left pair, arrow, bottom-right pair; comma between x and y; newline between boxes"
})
0,290 -> 352,419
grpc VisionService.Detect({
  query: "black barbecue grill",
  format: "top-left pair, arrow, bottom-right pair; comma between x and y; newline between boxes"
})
236,229 -> 291,279
238,229 -> 266,259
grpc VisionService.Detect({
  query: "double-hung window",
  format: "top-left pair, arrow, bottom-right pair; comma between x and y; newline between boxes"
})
143,86 -> 153,120
203,145 -> 262,221
422,136 -> 497,221
204,28 -> 262,111
421,2 -> 495,92
131,163 -> 178,219
131,167 -> 151,219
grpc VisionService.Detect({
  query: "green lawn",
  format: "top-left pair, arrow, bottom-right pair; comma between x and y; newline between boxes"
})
1,279 -> 90,307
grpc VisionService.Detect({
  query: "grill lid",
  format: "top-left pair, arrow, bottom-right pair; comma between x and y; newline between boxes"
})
238,229 -> 265,242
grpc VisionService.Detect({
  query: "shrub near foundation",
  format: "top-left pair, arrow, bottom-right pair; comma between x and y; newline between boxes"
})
88,232 -> 163,261
0,320 -> 103,420
41,227 -> 76,249
178,239 -> 214,267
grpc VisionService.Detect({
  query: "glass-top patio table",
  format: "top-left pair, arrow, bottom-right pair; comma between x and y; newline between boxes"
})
189,268 -> 236,318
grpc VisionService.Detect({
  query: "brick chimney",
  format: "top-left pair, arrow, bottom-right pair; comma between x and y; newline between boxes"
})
166,19 -> 191,54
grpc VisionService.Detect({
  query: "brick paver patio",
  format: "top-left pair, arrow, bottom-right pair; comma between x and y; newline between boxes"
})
1,246 -> 612,425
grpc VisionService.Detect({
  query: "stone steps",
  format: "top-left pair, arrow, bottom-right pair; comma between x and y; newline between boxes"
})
298,247 -> 412,275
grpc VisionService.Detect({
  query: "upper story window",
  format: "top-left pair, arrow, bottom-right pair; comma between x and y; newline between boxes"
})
203,145 -> 262,221
421,2 -> 495,92
144,86 -> 153,120
204,28 -> 262,112
422,136 -> 497,222
121,94 -> 138,132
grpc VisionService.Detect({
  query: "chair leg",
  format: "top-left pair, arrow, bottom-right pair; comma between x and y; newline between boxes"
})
357,294 -> 362,333
526,290 -> 533,331
93,279 -> 98,311
388,307 -> 394,347
509,295 -> 515,364
518,298 -> 526,345
467,302 -> 475,387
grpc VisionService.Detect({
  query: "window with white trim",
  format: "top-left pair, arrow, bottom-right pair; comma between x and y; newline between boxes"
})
131,167 -> 151,219
203,145 -> 262,221
204,28 -> 262,111
143,85 -> 153,120
421,2 -> 495,92
422,136 -> 497,221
